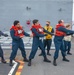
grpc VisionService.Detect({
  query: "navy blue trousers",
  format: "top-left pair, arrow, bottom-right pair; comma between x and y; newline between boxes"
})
29,38 -> 46,59
10,40 -> 26,60
54,36 -> 66,59
44,39 -> 52,52
64,40 -> 71,52
0,45 -> 3,58
40,39 -> 52,53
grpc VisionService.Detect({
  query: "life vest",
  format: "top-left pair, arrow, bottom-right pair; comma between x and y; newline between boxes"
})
31,24 -> 44,36
10,25 -> 24,37
55,24 -> 66,36
44,26 -> 53,39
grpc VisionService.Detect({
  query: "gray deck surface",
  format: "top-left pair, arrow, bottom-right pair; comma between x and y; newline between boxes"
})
0,63 -> 12,75
21,38 -> 74,75
0,38 -> 74,75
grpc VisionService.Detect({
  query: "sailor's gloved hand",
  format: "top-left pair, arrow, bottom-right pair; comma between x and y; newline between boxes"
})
44,34 -> 48,36
20,36 -> 24,38
4,34 -> 8,37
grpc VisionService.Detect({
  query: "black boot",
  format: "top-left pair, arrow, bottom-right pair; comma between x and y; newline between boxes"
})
44,56 -> 51,63
23,57 -> 29,62
47,50 -> 51,56
1,57 -> 7,63
67,52 -> 72,55
62,56 -> 70,62
1,60 -> 7,63
28,59 -> 31,66
47,52 -> 51,56
9,60 -> 13,66
53,58 -> 57,66
39,53 -> 43,56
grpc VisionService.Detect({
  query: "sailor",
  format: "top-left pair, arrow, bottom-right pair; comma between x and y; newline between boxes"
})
28,19 -> 53,66
39,21 -> 54,56
9,20 -> 32,66
0,30 -> 8,63
53,20 -> 74,66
